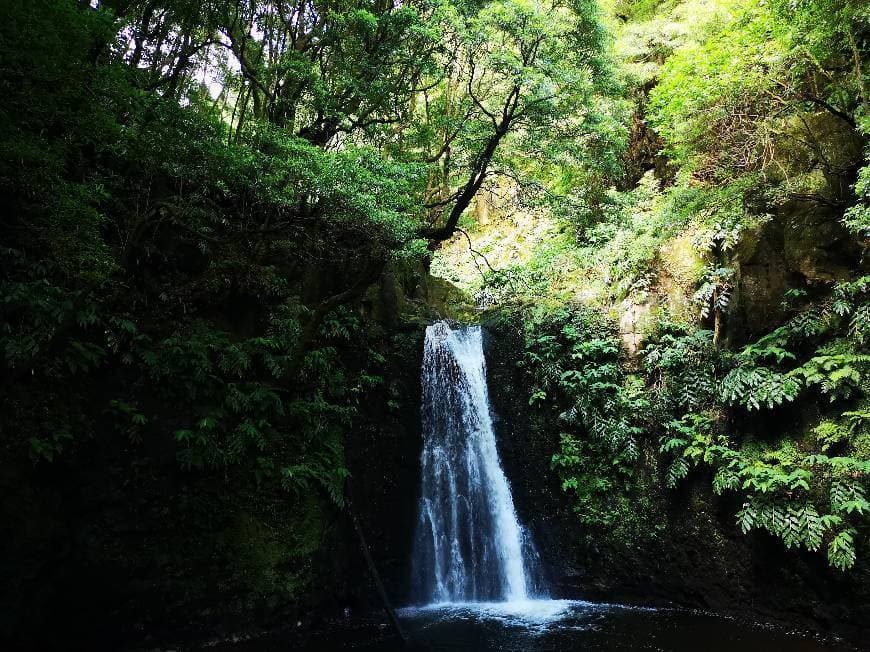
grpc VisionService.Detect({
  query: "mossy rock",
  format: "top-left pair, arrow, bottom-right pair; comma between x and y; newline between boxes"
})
231,494 -> 327,601
418,274 -> 478,322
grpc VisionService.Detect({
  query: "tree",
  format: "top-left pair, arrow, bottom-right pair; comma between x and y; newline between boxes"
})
412,0 -> 620,241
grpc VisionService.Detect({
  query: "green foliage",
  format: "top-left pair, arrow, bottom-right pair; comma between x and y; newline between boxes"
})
657,423 -> 869,569
693,266 -> 734,319
844,118 -> 870,236
726,442 -> 870,569
495,282 -> 870,565
613,0 -> 678,22
522,304 -> 646,460
580,173 -> 765,305
433,0 -> 870,576
0,0 -> 438,515
407,0 -> 628,241
794,348 -> 870,402
453,0 -> 870,577
2,0 -> 870,623
648,276 -> 870,568
498,302 -> 650,528
660,412 -> 721,488
643,327 -> 721,411
647,0 -> 789,176
648,0 -> 868,180
720,366 -> 802,410
844,120 -> 870,235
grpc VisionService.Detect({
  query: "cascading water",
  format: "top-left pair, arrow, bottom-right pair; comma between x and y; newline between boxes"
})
412,321 -> 543,604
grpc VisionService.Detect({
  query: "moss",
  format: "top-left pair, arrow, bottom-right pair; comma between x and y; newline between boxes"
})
231,494 -> 327,601
657,231 -> 705,313
766,112 -> 864,184
421,275 -> 478,321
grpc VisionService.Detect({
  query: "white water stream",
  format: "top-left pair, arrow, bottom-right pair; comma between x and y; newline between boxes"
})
411,321 -> 543,604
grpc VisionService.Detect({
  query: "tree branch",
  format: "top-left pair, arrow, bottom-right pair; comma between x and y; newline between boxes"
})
286,258 -> 386,378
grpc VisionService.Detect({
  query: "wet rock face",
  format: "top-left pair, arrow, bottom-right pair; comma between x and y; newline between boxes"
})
780,202 -> 862,281
480,317 -> 870,645
731,200 -> 863,342
731,219 -> 791,338
346,325 -> 425,607
618,299 -> 651,356
724,110 -> 866,344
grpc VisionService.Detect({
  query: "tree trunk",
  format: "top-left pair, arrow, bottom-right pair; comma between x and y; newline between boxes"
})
347,500 -> 409,647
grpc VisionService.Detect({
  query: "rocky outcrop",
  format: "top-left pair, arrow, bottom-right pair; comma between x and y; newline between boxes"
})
729,200 -> 865,341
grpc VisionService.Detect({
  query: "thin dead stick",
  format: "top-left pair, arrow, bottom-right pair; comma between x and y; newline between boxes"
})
346,496 -> 409,647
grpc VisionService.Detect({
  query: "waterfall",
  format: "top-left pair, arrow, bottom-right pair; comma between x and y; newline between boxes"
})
412,321 -> 542,604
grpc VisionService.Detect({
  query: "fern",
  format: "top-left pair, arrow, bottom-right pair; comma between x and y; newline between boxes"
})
849,305 -> 870,343
830,480 -> 869,515
522,274 -> 870,571
712,465 -> 740,494
666,457 -> 690,488
813,420 -> 851,452
786,308 -> 829,339
828,528 -> 858,570
692,266 -> 734,319
660,413 -> 721,488
794,350 -> 870,401
720,365 -> 801,410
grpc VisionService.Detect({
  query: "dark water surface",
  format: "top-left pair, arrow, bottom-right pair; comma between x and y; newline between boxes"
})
380,600 -> 852,652
212,599 -> 854,651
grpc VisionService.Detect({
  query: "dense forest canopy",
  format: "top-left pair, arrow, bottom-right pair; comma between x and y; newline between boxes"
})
1,0 -> 622,503
1,0 -> 870,647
